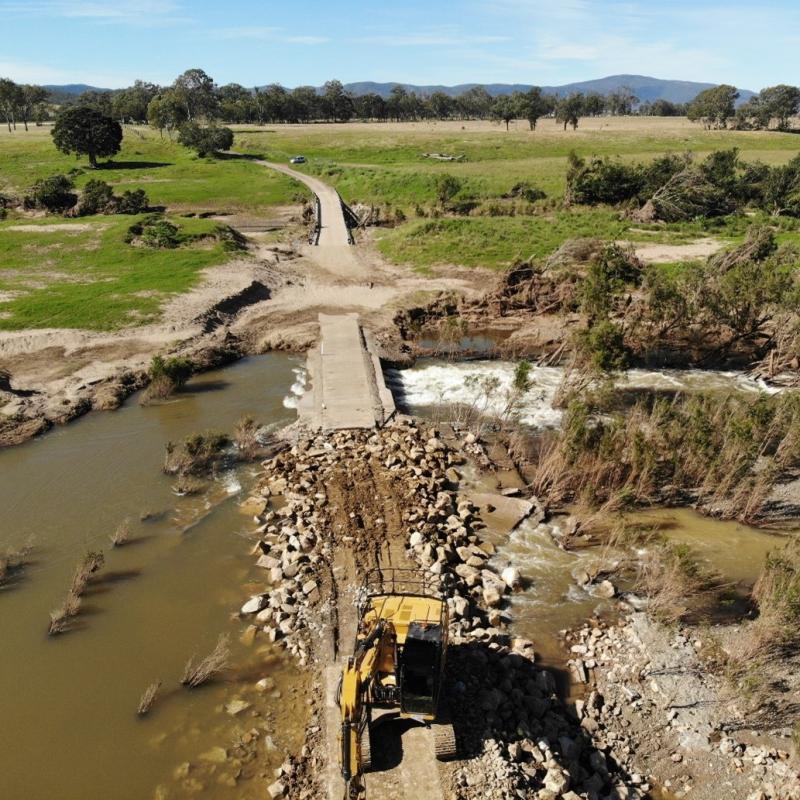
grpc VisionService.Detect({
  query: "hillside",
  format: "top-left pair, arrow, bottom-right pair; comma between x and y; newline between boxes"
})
343,74 -> 755,104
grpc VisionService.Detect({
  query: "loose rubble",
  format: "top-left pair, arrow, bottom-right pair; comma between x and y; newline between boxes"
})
565,614 -> 800,800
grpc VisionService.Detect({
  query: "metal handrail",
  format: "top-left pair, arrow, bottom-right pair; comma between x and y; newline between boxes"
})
360,567 -> 444,600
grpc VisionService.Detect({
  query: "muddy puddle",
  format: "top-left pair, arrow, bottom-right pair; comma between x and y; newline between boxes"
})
0,355 -> 308,800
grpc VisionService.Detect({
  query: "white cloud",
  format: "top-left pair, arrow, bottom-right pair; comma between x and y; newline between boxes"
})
215,27 -> 328,45
0,1 -> 187,25
354,32 -> 509,47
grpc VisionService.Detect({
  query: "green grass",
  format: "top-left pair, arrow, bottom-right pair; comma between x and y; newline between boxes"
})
375,209 -> 633,270
0,215 -> 230,330
0,125 -> 305,213
233,119 -> 800,270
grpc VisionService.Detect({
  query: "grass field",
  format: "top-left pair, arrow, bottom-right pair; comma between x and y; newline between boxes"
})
0,125 -> 305,213
0,215 -> 230,330
0,125 -> 310,331
234,117 -> 800,270
0,118 -> 798,330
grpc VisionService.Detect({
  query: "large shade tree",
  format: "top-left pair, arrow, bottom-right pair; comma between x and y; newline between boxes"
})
52,106 -> 123,167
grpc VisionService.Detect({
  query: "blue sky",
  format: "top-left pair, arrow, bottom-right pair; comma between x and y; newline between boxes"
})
0,0 -> 796,90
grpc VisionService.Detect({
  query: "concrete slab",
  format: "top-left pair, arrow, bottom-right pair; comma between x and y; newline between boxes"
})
298,314 -> 395,432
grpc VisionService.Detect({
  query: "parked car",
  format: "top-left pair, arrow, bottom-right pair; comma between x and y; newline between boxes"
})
290,155 -> 306,164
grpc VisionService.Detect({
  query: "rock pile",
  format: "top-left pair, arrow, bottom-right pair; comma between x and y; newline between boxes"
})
238,416 -> 651,799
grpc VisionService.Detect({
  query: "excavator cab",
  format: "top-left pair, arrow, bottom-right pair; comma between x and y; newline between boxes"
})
339,569 -> 458,796
400,620 -> 443,716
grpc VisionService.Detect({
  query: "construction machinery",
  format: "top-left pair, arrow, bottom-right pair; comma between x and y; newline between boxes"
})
338,568 -> 458,797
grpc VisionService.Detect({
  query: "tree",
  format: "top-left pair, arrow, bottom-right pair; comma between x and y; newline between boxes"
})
491,94 -> 517,130
20,85 -> 48,130
556,93 -> 585,130
321,79 -> 354,122
0,78 -> 23,132
177,122 -> 234,157
112,80 -> 159,123
687,84 -> 739,129
75,90 -> 113,116
289,86 -> 318,122
518,87 -> 554,130
755,85 -> 800,131
216,83 -> 254,123
52,106 -> 123,168
606,86 -> 638,115
147,92 -> 187,137
172,68 -> 218,121
429,91 -> 454,120
458,86 -> 492,118
582,92 -> 606,116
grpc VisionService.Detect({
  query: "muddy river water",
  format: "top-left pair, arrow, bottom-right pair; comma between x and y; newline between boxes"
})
0,355 -> 793,799
0,355 -> 308,800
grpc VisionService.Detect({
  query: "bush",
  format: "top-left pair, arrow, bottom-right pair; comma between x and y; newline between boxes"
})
213,223 -> 247,251
128,216 -> 179,248
78,179 -> 116,216
575,319 -> 628,372
566,151 -> 644,205
23,174 -> 77,212
507,181 -> 547,203
150,355 -> 193,387
178,122 -> 234,157
117,188 -> 149,214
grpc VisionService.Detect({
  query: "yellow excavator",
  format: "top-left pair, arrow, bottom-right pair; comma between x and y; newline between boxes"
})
338,569 -> 458,798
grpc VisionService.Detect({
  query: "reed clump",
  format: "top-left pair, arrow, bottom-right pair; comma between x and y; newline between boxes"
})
109,519 -> 131,547
48,592 -> 82,635
636,542 -> 710,624
137,681 -> 162,716
163,430 -> 230,476
534,390 -> 800,524
48,550 -> 105,636
233,414 -> 260,460
181,634 -> 231,688
0,538 -> 35,587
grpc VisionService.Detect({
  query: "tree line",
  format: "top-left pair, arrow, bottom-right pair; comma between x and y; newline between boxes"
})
1,69 -> 798,135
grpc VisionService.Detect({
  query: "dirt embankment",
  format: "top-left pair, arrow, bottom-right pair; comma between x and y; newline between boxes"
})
234,418 -> 667,800
0,219 -> 481,448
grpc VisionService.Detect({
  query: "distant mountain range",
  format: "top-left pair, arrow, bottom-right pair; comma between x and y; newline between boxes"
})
44,75 -> 757,106
341,75 -> 756,104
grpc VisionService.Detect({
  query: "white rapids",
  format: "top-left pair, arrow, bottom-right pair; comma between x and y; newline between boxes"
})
388,360 -> 778,429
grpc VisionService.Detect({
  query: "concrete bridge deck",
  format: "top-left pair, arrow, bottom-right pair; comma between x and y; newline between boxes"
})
298,313 -> 395,431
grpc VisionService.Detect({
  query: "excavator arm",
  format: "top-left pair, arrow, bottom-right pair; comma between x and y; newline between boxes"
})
339,620 -> 387,795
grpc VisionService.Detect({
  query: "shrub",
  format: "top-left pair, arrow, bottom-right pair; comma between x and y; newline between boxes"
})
142,355 -> 193,403
23,174 -> 77,212
566,151 -> 644,205
178,122 -> 234,157
575,320 -> 628,373
507,181 -> 547,203
137,681 -> 162,716
117,188 -> 149,214
140,218 -> 179,248
213,223 -> 247,251
163,430 -> 230,475
78,179 -> 116,216
434,174 -> 462,208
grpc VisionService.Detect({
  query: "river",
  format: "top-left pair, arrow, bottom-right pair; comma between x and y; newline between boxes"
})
0,354 -> 308,800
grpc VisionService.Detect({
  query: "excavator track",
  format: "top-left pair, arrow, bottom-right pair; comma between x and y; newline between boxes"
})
360,725 -> 372,772
433,724 -> 458,761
